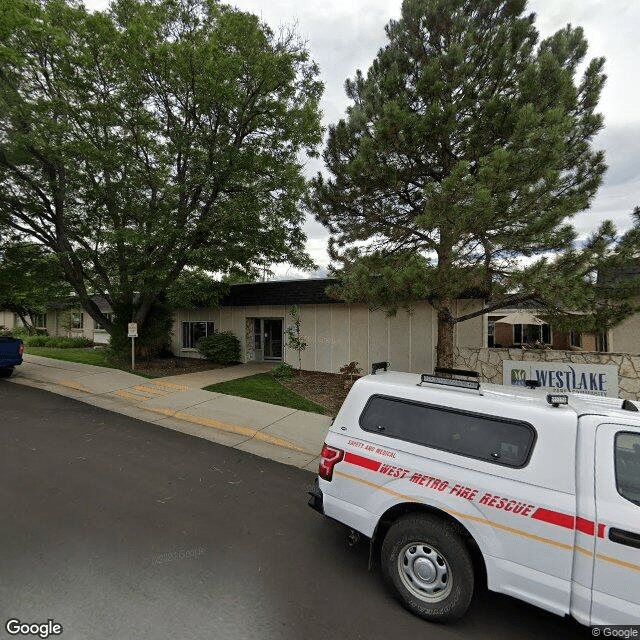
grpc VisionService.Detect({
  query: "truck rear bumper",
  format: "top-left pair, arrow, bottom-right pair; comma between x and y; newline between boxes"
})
0,359 -> 21,367
307,477 -> 324,514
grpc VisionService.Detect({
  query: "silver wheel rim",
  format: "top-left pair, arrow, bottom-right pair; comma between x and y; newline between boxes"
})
397,542 -> 452,603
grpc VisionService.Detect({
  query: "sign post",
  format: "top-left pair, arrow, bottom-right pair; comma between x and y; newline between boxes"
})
128,323 -> 138,370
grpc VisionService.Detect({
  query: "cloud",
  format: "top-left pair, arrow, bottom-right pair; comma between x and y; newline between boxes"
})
529,0 -> 640,125
595,125 -> 640,189
80,0 -> 640,271
570,123 -> 640,238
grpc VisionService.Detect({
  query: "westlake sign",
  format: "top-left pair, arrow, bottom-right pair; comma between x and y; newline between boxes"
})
503,360 -> 619,397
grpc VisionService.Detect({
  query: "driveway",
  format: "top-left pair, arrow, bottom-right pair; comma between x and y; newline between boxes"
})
0,382 -> 587,640
10,355 -> 330,469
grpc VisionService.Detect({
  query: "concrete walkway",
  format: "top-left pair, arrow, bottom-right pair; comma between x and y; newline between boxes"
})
8,354 -> 331,470
156,362 -> 278,388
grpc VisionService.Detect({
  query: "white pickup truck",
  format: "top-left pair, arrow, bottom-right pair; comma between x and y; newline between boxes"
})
309,366 -> 640,625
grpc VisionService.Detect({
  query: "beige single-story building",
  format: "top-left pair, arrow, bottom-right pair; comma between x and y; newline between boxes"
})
0,310 -> 15,331
1,298 -> 112,345
3,278 -> 639,373
172,279 -> 484,374
607,311 -> 640,354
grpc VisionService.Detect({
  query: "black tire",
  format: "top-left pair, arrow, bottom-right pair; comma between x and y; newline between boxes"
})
381,514 -> 474,622
0,367 -> 14,378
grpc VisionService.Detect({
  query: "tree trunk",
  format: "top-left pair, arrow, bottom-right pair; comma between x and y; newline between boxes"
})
436,301 -> 456,370
17,311 -> 36,335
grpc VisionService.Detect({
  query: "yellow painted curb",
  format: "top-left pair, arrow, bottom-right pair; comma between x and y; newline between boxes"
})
114,389 -> 150,402
253,431 -> 307,453
149,380 -> 190,391
143,406 -> 308,454
132,384 -> 168,397
60,380 -> 92,393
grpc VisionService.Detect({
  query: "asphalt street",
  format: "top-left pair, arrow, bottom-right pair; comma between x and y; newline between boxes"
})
0,382 -> 588,640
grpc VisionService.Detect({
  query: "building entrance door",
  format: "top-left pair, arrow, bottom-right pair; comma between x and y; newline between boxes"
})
263,318 -> 283,361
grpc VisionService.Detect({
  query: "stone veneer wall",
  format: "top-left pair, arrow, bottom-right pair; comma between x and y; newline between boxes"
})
454,347 -> 640,400
244,318 -> 255,362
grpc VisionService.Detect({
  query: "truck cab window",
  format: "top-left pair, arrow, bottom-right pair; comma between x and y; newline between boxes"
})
615,432 -> 640,507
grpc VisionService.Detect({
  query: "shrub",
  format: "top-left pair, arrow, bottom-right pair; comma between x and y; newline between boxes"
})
272,362 -> 295,381
339,361 -> 362,381
284,305 -> 306,370
4,326 -> 29,339
24,335 -> 93,348
196,331 -> 240,365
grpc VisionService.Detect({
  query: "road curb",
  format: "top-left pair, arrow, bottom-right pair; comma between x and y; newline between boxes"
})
8,356 -> 327,470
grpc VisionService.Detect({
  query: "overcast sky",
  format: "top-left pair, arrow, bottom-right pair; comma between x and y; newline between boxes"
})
86,0 -> 640,277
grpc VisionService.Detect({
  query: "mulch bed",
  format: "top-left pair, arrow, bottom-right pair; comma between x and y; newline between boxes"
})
280,370 -> 356,417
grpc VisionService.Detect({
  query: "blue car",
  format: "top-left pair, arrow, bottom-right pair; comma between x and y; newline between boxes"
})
0,336 -> 24,377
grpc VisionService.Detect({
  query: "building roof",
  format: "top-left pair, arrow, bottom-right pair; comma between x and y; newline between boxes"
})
487,298 -> 549,313
49,295 -> 112,313
39,279 -> 485,313
220,277 -> 486,307
221,279 -> 338,306
598,263 -> 640,285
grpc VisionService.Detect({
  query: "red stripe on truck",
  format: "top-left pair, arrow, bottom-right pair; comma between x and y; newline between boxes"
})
341,451 -> 608,537
344,452 -> 382,472
531,508 -> 575,530
576,517 -> 595,535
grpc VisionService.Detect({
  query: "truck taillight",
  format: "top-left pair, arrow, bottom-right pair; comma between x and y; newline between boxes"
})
19,343 -> 24,355
319,444 -> 344,481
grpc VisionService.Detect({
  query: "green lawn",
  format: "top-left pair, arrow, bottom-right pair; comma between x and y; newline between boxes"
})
25,347 -> 156,377
204,373 -> 327,415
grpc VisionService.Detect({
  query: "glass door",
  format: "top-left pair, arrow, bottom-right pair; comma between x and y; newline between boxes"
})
263,318 -> 283,360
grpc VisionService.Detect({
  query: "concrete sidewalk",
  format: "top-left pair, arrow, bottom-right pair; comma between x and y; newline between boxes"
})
8,354 -> 331,470
155,361 -> 278,388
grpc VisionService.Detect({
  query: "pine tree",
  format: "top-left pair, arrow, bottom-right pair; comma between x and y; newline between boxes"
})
310,0 -> 609,367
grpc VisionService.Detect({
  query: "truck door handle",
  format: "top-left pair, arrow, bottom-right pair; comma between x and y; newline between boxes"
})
608,527 -> 640,549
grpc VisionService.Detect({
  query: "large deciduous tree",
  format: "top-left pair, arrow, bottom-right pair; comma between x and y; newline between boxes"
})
0,0 -> 323,353
0,243 -> 72,333
310,0 -> 615,368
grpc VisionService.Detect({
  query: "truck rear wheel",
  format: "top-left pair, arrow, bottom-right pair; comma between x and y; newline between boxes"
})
381,514 -> 474,622
0,367 -> 14,378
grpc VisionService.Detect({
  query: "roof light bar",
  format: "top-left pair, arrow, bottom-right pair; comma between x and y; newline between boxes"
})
434,367 -> 479,378
420,374 -> 480,390
547,394 -> 569,408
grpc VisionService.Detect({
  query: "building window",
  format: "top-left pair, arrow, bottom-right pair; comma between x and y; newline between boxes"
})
71,312 -> 84,329
487,321 -> 495,348
34,313 -> 47,328
94,313 -> 113,331
513,323 -> 551,345
570,331 -> 582,348
182,321 -> 215,349
597,332 -> 608,352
